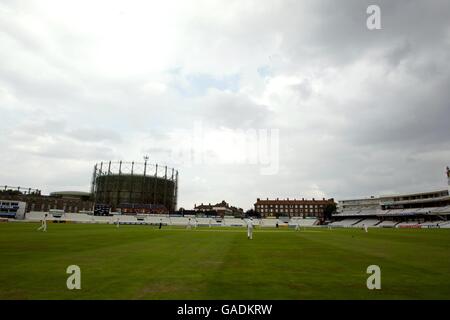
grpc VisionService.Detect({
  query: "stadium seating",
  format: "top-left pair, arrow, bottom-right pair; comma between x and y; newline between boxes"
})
358,209 -> 379,216
432,206 -> 450,213
24,211 -> 450,231
413,208 -> 436,214
377,220 -> 399,228
420,221 -> 441,228
352,219 -> 380,227
329,218 -> 362,227
336,210 -> 361,216
438,221 -> 450,228
396,221 -> 422,228
386,209 -> 405,215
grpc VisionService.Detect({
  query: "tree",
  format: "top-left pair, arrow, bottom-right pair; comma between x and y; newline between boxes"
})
245,209 -> 261,218
322,203 -> 337,221
0,189 -> 22,196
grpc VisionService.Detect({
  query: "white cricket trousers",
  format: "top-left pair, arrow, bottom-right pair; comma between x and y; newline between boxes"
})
38,221 -> 47,232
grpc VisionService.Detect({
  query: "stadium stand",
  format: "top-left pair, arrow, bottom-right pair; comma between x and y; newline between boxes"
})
433,206 -> 450,213
334,184 -> 450,228
352,219 -> 380,227
420,221 -> 441,228
396,221 -> 422,228
329,218 -> 362,227
377,220 -> 399,228
23,211 -> 449,229
438,221 -> 450,228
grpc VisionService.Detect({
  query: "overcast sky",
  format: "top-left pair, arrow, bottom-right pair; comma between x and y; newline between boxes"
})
1,0 -> 449,210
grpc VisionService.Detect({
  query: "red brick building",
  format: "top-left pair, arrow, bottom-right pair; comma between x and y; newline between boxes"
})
254,197 -> 335,218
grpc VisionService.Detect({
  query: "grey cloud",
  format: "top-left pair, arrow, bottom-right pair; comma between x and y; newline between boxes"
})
280,0 -> 450,67
68,128 -> 122,143
385,41 -> 413,68
340,76 -> 450,149
290,80 -> 312,100
199,91 -> 272,128
13,140 -> 117,161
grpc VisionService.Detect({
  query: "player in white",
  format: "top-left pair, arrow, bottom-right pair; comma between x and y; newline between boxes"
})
295,221 -> 300,231
116,217 -> 120,228
194,218 -> 198,228
37,214 -> 48,232
363,223 -> 368,233
209,218 -> 212,228
187,218 -> 192,229
247,218 -> 253,240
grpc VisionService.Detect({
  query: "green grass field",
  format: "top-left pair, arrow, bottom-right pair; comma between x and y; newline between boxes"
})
0,222 -> 449,300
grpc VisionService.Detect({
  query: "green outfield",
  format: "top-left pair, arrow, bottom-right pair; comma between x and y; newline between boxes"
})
0,222 -> 449,300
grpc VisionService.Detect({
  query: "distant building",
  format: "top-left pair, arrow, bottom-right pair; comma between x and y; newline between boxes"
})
254,197 -> 335,218
49,191 -> 91,201
194,200 -> 244,217
0,185 -> 93,213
